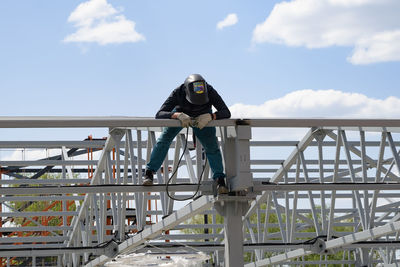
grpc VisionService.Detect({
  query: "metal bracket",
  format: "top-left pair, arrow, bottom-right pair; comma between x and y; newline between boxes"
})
103,240 -> 119,258
307,238 -> 326,254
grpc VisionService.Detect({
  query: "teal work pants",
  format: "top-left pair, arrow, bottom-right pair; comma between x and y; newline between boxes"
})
146,126 -> 225,180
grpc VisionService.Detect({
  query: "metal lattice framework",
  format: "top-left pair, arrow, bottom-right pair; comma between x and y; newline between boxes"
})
1,117 -> 400,266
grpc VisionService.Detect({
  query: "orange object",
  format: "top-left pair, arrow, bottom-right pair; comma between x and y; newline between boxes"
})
87,135 -> 94,179
147,192 -> 152,224
165,230 -> 170,259
112,148 -> 116,179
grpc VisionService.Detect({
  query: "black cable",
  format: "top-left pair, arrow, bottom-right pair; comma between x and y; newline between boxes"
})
0,238 -> 121,253
135,239 -> 400,250
3,239 -> 400,253
165,127 -> 207,201
302,235 -> 329,244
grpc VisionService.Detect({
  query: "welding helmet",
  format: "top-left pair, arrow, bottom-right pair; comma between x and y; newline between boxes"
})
184,74 -> 209,105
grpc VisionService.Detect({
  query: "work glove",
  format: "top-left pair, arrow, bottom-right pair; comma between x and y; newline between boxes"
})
194,113 -> 212,130
177,112 -> 192,128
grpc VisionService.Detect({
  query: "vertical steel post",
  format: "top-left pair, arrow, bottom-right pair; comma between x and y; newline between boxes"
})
214,125 -> 253,266
315,131 -> 327,234
215,196 -> 250,267
327,128 -> 342,239
223,200 -> 247,267
224,125 -> 253,191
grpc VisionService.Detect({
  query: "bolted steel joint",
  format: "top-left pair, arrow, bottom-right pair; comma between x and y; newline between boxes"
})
104,240 -> 119,258
307,238 -> 326,254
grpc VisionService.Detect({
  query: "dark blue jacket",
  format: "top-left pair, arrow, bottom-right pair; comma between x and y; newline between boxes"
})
155,84 -> 231,120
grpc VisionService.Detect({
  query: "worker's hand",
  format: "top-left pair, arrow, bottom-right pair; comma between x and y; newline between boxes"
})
176,112 -> 192,128
194,113 -> 212,129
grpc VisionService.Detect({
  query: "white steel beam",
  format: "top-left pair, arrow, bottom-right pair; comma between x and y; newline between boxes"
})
0,160 -> 99,166
370,132 -> 387,229
341,130 -> 367,229
245,220 -> 400,266
245,128 -> 317,219
84,195 -> 214,267
326,130 -> 399,180
0,179 -> 91,185
0,236 -> 68,243
1,116 -> 400,128
2,181 -> 400,195
0,140 -> 105,148
2,117 -> 400,266
66,131 -> 122,248
327,127 -> 342,239
0,116 -> 235,128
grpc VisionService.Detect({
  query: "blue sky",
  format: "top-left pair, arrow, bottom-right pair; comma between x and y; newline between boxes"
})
1,0 -> 400,121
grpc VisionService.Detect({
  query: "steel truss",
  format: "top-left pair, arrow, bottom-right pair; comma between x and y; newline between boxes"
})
0,117 -> 400,266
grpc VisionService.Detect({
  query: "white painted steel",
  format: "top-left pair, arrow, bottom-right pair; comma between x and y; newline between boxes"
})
246,220 -> 400,266
1,117 -> 400,267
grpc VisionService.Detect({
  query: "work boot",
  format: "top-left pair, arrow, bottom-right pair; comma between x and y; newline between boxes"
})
142,169 -> 154,186
216,177 -> 228,195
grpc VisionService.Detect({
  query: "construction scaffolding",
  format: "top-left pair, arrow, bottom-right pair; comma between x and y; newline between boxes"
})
0,117 -> 400,266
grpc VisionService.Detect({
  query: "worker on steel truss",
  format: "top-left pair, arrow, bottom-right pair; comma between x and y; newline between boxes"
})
143,74 -> 231,194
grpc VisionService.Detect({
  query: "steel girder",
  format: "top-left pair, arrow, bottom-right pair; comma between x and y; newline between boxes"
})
1,117 -> 400,266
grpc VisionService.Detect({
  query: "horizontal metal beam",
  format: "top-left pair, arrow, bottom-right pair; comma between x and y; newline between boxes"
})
0,140 -> 106,148
0,116 -> 233,128
0,194 -> 162,202
0,160 -> 99,166
249,141 -> 400,147
0,158 -> 392,167
0,140 -> 397,149
0,195 -> 84,201
1,182 -> 400,195
0,241 -> 119,257
254,182 -> 400,191
246,119 -> 400,128
1,116 -> 400,128
0,178 -> 91,185
0,211 -> 78,217
0,226 -> 72,232
0,247 -> 105,257
0,183 -> 213,195
5,191 -> 396,203
0,244 -> 66,250
132,241 -> 400,254
0,236 -> 68,243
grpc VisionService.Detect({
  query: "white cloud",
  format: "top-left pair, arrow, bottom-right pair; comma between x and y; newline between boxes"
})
252,0 -> 400,64
328,0 -> 381,7
217,13 -> 238,30
230,89 -> 400,118
349,30 -> 400,64
64,0 -> 145,45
